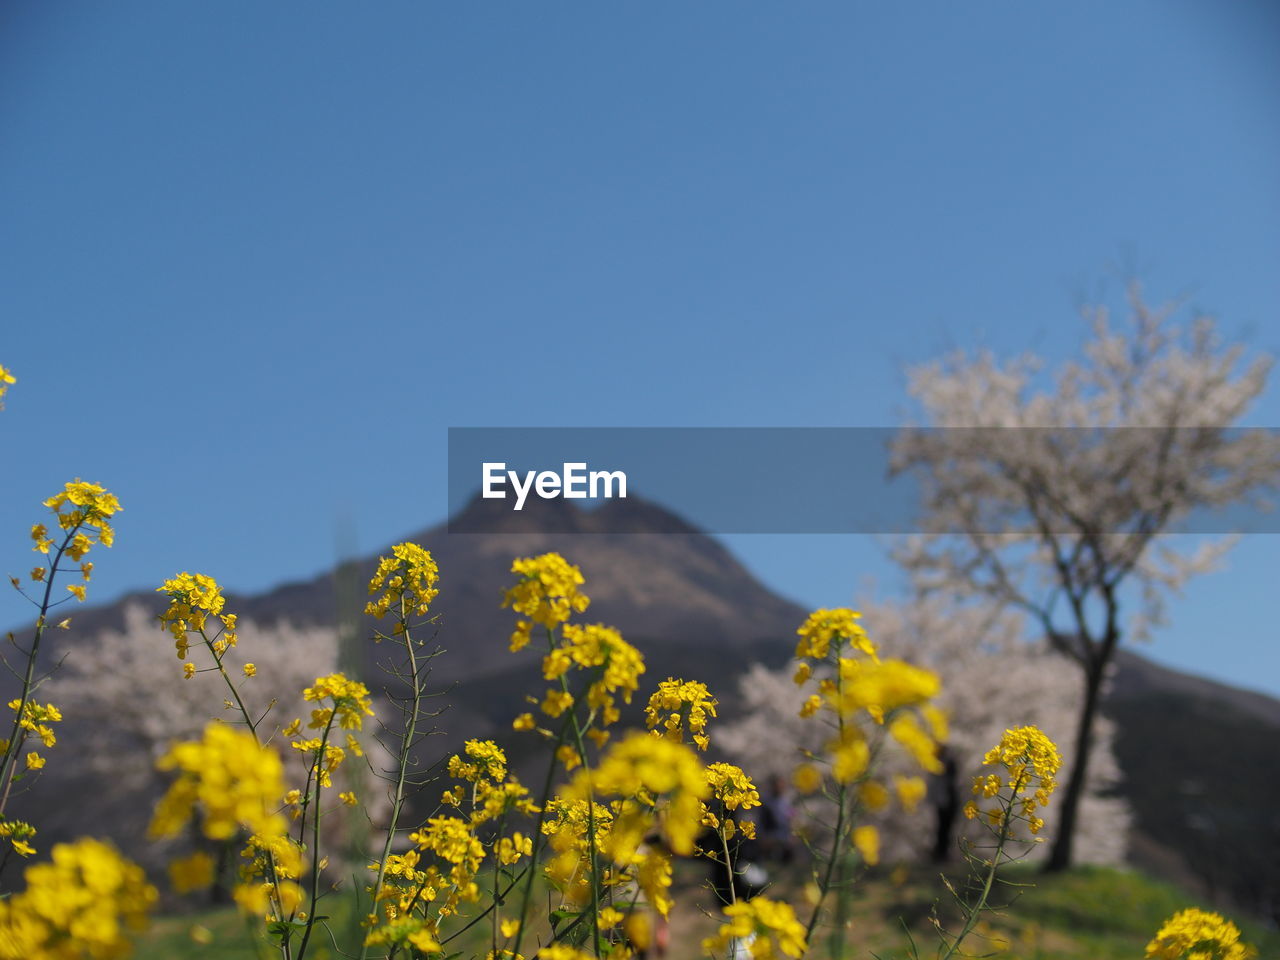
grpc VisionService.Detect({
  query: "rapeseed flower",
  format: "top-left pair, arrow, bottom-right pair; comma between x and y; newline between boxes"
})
703,896 -> 808,960
645,678 -> 717,750
150,721 -> 287,842
504,553 -> 589,639
963,725 -> 1060,836
0,837 -> 156,960
1145,908 -> 1256,960
795,608 -> 876,663
365,542 -> 439,623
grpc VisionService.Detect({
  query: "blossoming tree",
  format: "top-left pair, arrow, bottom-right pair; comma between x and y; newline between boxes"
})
890,283 -> 1279,870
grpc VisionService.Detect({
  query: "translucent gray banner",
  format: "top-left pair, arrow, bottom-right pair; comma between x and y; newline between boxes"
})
447,427 -> 1280,534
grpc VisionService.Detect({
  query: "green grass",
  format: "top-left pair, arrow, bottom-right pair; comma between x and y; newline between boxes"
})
131,865 -> 1280,959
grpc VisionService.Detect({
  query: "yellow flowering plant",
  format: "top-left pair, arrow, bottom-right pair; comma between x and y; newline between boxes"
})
1145,908 -> 1257,960
0,388 -> 155,959
1,476 -> 121,831
788,608 -> 948,953
146,546 -> 1259,960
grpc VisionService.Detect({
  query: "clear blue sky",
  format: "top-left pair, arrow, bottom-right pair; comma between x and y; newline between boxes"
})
2,2 -> 1278,692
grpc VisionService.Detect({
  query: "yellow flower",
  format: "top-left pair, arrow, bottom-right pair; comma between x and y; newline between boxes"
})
1145,907 -> 1256,960
150,722 -> 287,842
967,725 -> 1061,836
67,583 -> 86,602
853,824 -> 880,865
832,657 -> 941,721
408,816 -> 485,894
538,946 -> 594,960
156,572 -> 229,649
364,542 -> 440,621
510,619 -> 533,652
303,672 -> 374,730
0,838 -> 156,959
859,780 -> 889,811
38,480 -> 121,560
705,762 -> 761,812
183,662 -> 196,679
512,712 -> 536,731
543,622 -> 644,727
339,791 -> 358,807
503,553 -> 589,629
894,775 -> 927,813
703,896 -> 808,959
645,678 -> 717,750
0,364 -> 15,404
540,689 -> 574,717
9,699 -> 61,749
497,831 -> 533,865
795,608 -> 877,661
0,820 -> 37,859
24,752 -> 44,771
447,740 -> 508,784
793,763 -> 823,795
889,712 -> 943,774
169,850 -> 216,893
563,731 -> 707,861
243,663 -> 256,677
831,731 -> 870,783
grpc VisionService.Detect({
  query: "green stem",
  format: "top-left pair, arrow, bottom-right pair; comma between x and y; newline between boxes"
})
938,802 -> 1014,960
564,691 -> 604,956
361,601 -> 424,960
718,822 -> 737,907
510,626 -> 580,960
295,712 -> 338,960
0,521 -> 82,817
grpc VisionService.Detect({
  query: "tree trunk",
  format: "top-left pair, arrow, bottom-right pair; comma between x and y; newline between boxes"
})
931,750 -> 961,863
1045,652 -> 1107,872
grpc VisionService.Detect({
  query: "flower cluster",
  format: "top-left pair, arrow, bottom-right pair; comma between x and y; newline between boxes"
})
963,725 -> 1061,836
542,622 -> 645,728
28,480 -> 121,600
156,572 -> 237,660
0,838 -> 156,960
407,816 -> 486,911
794,607 -> 876,663
505,553 -> 590,647
1145,908 -> 1256,960
6,701 -> 61,752
0,818 -> 37,858
540,795 -> 614,893
448,738 -> 509,783
703,761 -> 761,840
365,542 -> 440,623
702,896 -> 809,960
236,831 -> 304,919
0,364 -> 14,408
568,732 -> 707,858
302,672 -> 374,731
645,677 -> 717,751
793,605 -> 947,800
150,721 -> 287,842
6,698 -> 61,757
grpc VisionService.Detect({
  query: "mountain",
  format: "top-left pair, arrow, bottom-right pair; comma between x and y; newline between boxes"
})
37,493 -> 805,685
1106,651 -> 1280,923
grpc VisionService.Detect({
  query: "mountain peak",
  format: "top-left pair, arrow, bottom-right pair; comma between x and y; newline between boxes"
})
447,490 -> 704,535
